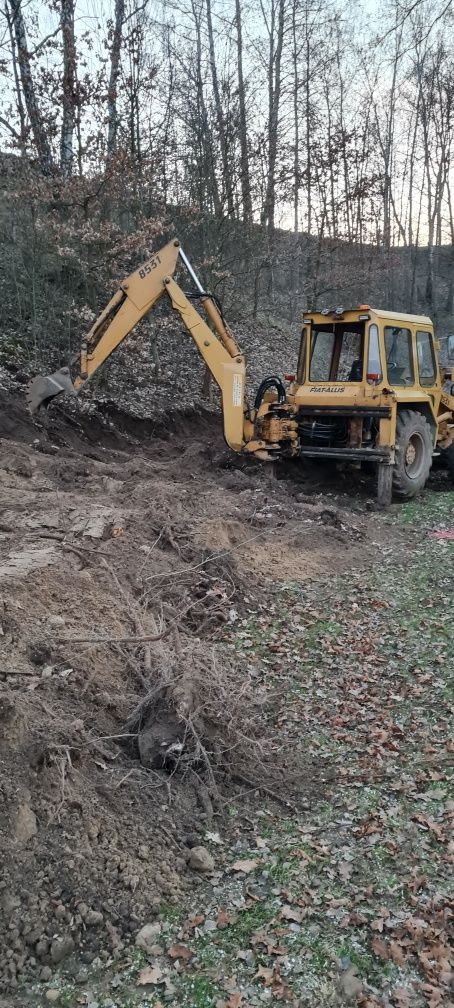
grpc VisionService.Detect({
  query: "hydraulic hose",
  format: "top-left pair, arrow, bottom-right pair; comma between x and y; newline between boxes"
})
254,376 -> 287,411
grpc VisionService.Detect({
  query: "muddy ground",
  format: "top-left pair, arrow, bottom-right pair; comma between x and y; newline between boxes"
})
0,382 -> 452,1008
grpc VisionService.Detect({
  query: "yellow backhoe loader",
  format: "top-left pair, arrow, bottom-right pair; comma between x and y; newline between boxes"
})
27,238 -> 454,506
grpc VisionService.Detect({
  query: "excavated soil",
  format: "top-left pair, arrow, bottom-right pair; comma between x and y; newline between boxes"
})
0,384 -> 413,992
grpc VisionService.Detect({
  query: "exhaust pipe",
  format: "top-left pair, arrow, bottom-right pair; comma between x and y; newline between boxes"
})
26,366 -> 78,415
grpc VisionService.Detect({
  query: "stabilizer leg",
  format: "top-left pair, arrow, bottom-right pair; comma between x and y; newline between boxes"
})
376,463 -> 393,509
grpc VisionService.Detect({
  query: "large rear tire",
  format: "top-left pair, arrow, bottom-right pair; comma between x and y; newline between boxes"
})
393,410 -> 433,498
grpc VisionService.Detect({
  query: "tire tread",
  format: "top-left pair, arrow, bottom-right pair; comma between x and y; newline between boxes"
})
392,409 -> 433,498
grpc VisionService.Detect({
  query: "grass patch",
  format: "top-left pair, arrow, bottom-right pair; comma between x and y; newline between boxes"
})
54,987 -> 78,1008
336,940 -> 396,982
178,975 -> 220,1007
159,901 -> 183,925
225,901 -> 276,945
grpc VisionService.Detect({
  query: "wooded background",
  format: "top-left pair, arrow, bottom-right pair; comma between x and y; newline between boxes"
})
1,0 -> 453,371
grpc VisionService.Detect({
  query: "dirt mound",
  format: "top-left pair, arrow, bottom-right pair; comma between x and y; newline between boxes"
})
0,387 -> 38,442
0,388 -> 408,992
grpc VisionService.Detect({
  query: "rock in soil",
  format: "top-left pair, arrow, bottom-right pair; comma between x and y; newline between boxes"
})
188,846 -> 215,872
135,922 -> 162,953
50,936 -> 75,964
13,801 -> 37,844
84,910 -> 103,927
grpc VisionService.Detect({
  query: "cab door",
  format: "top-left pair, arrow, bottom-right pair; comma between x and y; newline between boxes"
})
415,329 -> 439,408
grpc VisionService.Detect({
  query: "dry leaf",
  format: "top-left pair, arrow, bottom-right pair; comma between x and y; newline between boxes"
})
231,858 -> 260,873
236,949 -> 253,962
388,941 -> 405,966
338,861 -> 353,881
255,964 -> 274,985
391,987 -> 412,1007
255,836 -> 268,848
339,965 -> 363,999
136,965 -> 163,986
222,975 -> 241,992
280,905 -> 306,923
216,998 -> 244,1008
168,943 -> 192,961
413,812 -> 444,840
185,913 -> 205,930
371,937 -> 389,959
206,831 -> 224,845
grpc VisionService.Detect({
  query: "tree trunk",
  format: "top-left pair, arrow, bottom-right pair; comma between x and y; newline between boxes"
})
7,0 -> 55,174
191,0 -> 221,216
235,0 -> 252,222
291,3 -> 300,320
303,2 -> 312,237
261,0 -> 285,233
107,0 -> 125,158
291,1 -> 300,236
60,0 -> 76,180
4,0 -> 27,154
206,0 -> 235,216
419,69 -> 435,311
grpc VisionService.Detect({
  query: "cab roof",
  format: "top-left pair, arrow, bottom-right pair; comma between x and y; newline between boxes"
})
373,308 -> 433,326
304,307 -> 433,326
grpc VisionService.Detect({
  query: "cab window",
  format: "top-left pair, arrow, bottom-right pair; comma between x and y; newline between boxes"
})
367,323 -> 382,381
338,331 -> 363,380
297,327 -> 307,382
384,327 -> 414,385
416,331 -> 436,386
309,323 -> 364,382
310,331 -> 335,380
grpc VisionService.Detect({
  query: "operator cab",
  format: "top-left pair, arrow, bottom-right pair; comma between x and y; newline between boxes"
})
296,308 -> 437,391
290,306 -> 438,460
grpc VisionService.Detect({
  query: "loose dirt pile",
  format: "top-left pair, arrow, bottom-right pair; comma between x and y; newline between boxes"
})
0,382 -> 408,993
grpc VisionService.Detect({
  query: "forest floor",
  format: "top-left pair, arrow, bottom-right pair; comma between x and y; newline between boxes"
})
0,379 -> 452,1008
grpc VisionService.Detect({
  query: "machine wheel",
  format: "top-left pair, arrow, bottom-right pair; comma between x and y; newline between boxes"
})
393,410 -> 433,498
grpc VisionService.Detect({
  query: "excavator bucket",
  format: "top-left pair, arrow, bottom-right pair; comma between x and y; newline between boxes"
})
26,366 -> 77,415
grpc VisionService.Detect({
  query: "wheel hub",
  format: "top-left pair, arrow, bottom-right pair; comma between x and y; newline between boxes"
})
404,432 -> 424,477
405,442 -> 417,466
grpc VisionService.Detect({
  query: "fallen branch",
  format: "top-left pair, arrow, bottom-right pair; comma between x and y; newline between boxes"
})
232,773 -> 303,815
63,542 -> 111,558
57,630 -> 169,645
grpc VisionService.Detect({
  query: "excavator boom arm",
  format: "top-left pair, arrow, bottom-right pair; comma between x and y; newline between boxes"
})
77,240 -> 180,387
164,277 -> 246,450
26,239 -> 247,451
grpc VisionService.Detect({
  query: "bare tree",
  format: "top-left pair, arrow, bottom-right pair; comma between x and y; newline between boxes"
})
260,0 -> 285,232
60,0 -> 76,179
3,0 -> 26,154
107,0 -> 125,158
235,0 -> 252,221
206,0 -> 235,216
6,0 -> 55,173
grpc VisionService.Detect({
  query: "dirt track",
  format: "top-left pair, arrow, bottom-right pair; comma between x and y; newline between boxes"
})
0,386 -> 452,1006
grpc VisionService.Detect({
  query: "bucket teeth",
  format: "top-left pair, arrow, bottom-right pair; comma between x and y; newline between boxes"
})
26,367 -> 77,414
